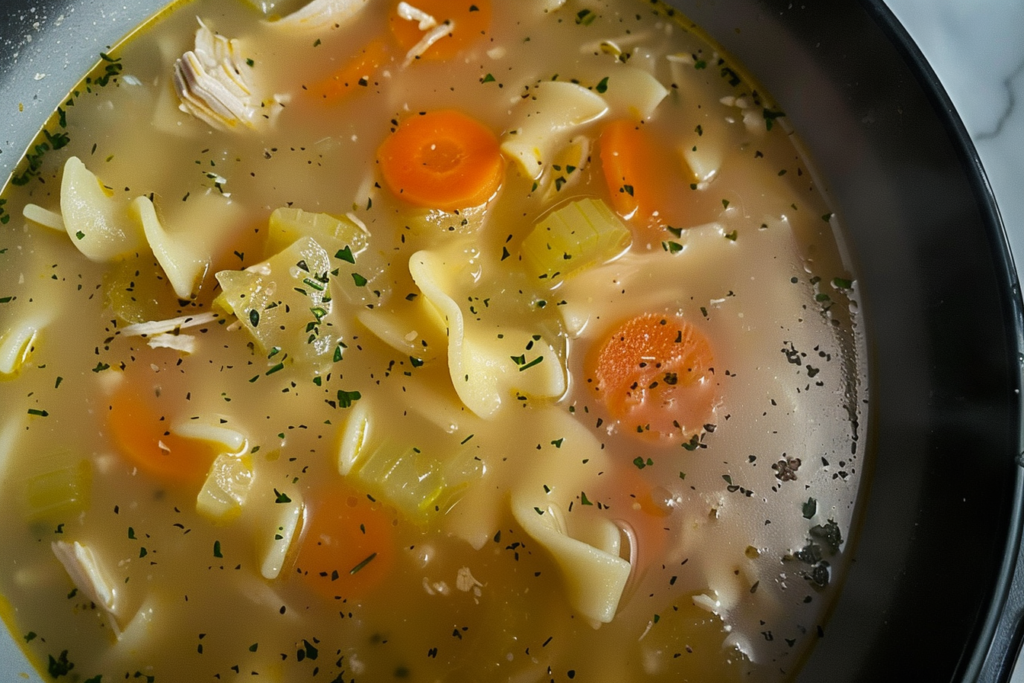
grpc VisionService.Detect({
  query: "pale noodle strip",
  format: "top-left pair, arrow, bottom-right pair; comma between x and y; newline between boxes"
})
23,204 -> 65,232
119,311 -> 221,337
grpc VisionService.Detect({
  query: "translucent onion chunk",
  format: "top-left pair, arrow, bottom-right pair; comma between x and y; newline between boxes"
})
196,454 -> 255,523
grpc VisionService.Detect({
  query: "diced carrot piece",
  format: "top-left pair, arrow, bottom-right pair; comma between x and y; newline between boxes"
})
388,0 -> 491,62
106,368 -> 217,485
587,313 -> 718,442
295,488 -> 396,601
377,109 -> 504,211
599,119 -> 684,233
308,38 -> 390,103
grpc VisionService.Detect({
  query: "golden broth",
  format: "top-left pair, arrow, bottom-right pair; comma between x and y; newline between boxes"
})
0,0 -> 866,680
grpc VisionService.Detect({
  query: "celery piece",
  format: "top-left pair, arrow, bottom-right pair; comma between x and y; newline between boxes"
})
266,207 -> 368,258
355,441 -> 446,521
521,198 -> 631,283
196,454 -> 254,523
215,236 -> 342,366
336,398 -> 483,524
24,458 -> 91,523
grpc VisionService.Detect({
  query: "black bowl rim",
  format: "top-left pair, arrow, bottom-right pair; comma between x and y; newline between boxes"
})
860,1 -> 1024,680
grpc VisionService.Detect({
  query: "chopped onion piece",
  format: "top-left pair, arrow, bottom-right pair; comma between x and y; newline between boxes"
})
147,333 -> 197,354
52,541 -> 120,625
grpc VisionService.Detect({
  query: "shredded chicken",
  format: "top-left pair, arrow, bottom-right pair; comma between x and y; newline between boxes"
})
173,19 -> 287,131
396,2 -> 437,30
403,20 -> 454,67
119,311 -> 221,338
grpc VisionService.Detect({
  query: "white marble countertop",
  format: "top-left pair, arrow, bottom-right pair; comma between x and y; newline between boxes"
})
883,0 -> 1024,285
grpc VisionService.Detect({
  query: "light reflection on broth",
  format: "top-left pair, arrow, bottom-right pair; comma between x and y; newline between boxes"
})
0,0 -> 866,680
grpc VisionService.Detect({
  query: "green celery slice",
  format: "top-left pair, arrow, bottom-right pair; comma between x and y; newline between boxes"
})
521,198 -> 631,283
266,207 -> 368,257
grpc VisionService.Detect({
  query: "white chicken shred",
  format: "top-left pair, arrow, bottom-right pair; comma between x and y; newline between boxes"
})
173,19 -> 287,131
119,311 -> 221,338
396,2 -> 438,30
403,20 -> 454,67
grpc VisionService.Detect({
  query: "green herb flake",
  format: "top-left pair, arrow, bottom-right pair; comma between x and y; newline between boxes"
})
802,498 -> 817,519
351,272 -> 368,287
724,230 -> 738,241
662,240 -> 683,254
481,73 -> 496,83
580,491 -> 593,506
47,650 -> 75,678
595,76 -> 609,94
519,356 -> 544,372
274,489 -> 292,504
763,108 -> 786,131
335,246 -> 355,263
249,309 -> 260,327
27,409 -> 49,417
349,552 -> 377,574
551,438 -> 564,448
337,389 -> 362,408
213,540 -> 223,558
575,8 -> 596,25
832,277 -> 854,290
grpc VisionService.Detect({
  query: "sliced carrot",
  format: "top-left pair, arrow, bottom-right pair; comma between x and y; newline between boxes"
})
587,313 -> 718,442
377,109 -> 504,210
599,119 -> 685,233
106,368 -> 217,485
388,0 -> 491,62
308,38 -> 390,103
295,487 -> 396,601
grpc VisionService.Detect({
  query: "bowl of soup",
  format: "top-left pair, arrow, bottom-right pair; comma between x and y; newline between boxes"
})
0,1 -> 1019,682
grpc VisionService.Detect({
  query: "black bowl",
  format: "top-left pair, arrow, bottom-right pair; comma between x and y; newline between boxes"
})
1,0 -> 1021,681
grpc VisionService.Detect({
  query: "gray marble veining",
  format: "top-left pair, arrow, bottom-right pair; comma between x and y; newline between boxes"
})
885,0 -> 1024,286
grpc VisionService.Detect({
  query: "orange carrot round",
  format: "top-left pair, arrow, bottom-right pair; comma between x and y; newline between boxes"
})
295,488 -> 396,601
599,119 -> 683,233
587,313 -> 718,442
377,109 -> 504,210
106,369 -> 217,485
388,0 -> 491,62
309,38 -> 390,103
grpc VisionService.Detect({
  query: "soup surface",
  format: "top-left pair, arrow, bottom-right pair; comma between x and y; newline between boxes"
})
0,0 -> 866,680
